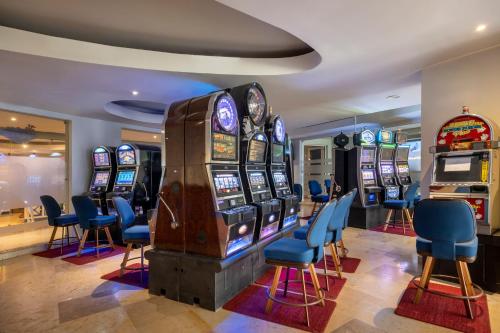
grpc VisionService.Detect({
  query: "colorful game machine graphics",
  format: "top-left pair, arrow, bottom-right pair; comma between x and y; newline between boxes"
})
231,82 -> 282,241
429,106 -> 500,235
88,146 -> 116,215
376,129 -> 399,201
394,131 -> 412,196
266,115 -> 300,230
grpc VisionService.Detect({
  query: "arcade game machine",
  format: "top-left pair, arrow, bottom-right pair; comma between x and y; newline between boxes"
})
107,143 -> 161,219
332,132 -> 350,197
376,129 -> 400,201
148,90 -> 260,310
231,82 -> 281,241
344,129 -> 384,228
393,131 -> 412,196
266,115 -> 300,231
88,146 -> 116,215
429,107 -> 500,292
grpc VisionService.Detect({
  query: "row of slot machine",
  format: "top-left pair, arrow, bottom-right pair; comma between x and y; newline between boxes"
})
336,128 -> 413,208
154,82 -> 300,259
87,144 -> 161,217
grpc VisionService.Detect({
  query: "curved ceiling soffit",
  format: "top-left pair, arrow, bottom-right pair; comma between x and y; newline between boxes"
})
104,100 -> 166,124
0,26 -> 321,76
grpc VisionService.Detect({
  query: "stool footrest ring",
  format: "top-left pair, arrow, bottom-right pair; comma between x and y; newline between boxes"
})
411,274 -> 484,300
266,279 -> 325,307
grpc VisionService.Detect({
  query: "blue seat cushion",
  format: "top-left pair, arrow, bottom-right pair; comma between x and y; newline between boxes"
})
311,195 -> 329,203
416,236 -> 478,260
383,200 -> 408,209
264,238 -> 317,264
293,225 -> 309,240
53,214 -> 79,226
123,225 -> 150,242
87,215 -> 116,228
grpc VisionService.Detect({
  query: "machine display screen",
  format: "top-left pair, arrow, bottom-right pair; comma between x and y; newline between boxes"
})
360,148 -> 375,163
93,152 -> 110,167
444,157 -> 471,172
435,154 -> 484,183
118,149 -> 136,165
248,172 -> 267,190
380,164 -> 395,175
248,139 -> 266,163
115,170 -> 136,185
362,170 -> 375,185
380,148 -> 394,161
396,147 -> 409,162
398,164 -> 409,174
272,144 -> 284,163
272,172 -> 288,188
213,172 -> 241,194
212,133 -> 237,160
93,171 -> 110,186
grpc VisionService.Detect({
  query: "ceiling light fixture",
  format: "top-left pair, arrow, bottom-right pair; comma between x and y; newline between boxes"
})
10,117 -> 17,121
153,135 -> 158,139
132,90 -> 139,96
386,95 -> 400,99
161,130 -> 165,134
50,152 -> 62,157
475,24 -> 487,32
22,144 -> 28,149
29,153 -> 36,158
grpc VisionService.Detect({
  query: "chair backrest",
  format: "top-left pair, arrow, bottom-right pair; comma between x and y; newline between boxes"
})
404,181 -> 420,206
71,195 -> 98,229
307,199 -> 336,248
40,195 -> 62,226
293,183 -> 303,201
324,179 -> 331,193
414,199 -> 476,260
343,188 -> 357,228
308,180 -> 323,196
328,191 -> 353,231
112,196 -> 136,232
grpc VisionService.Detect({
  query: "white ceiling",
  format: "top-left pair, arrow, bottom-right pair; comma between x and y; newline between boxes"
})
0,0 -> 500,137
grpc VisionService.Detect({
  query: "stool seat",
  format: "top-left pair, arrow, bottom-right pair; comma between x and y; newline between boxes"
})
53,214 -> 79,226
294,226 -> 334,245
311,194 -> 329,203
383,200 -> 408,209
88,215 -> 116,228
123,225 -> 150,242
264,238 -> 317,264
416,236 -> 478,261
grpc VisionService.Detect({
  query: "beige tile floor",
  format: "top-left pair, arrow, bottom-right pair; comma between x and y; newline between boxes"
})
0,226 -> 498,333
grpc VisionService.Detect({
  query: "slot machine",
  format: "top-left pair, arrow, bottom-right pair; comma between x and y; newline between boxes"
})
266,115 -> 300,230
393,131 -> 412,196
87,146 -> 116,215
376,130 -> 400,201
107,143 -> 161,217
231,83 -> 281,241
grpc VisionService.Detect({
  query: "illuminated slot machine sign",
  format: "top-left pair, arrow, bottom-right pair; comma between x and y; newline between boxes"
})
116,170 -> 136,186
117,145 -> 136,165
93,148 -> 110,167
93,171 -> 110,187
212,97 -> 238,161
247,134 -> 267,163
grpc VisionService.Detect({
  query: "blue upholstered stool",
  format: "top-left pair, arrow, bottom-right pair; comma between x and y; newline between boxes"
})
413,199 -> 483,319
383,182 -> 419,234
72,195 -> 116,257
264,199 -> 335,327
40,195 -> 80,253
113,197 -> 150,281
308,180 -> 329,216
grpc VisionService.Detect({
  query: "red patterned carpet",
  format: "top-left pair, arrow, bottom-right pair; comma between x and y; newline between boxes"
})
33,243 -> 80,258
101,263 -> 149,288
395,281 -> 491,333
62,246 -> 125,265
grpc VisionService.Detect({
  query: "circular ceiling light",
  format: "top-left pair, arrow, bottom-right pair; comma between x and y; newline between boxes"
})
132,90 -> 139,96
104,100 -> 167,124
475,24 -> 487,32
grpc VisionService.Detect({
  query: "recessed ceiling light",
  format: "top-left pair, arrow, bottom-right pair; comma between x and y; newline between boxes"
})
50,152 -> 62,157
29,153 -> 36,158
161,130 -> 165,134
10,117 -> 17,121
132,90 -> 139,96
386,95 -> 400,99
153,135 -> 158,139
22,144 -> 28,149
475,24 -> 487,32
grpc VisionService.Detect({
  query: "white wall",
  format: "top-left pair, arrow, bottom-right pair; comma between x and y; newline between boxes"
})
421,46 -> 500,197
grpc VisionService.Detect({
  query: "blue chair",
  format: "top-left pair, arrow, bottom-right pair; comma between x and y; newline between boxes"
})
383,182 -> 419,234
40,195 -> 80,252
308,180 -> 329,216
338,188 -> 357,258
324,179 -> 331,195
413,199 -> 481,319
113,197 -> 150,281
264,199 -> 336,327
72,195 -> 116,257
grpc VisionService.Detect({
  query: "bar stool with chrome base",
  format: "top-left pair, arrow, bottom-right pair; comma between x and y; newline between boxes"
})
412,198 -> 483,319
72,195 -> 116,257
263,199 -> 335,327
383,182 -> 419,234
40,195 -> 80,253
113,196 -> 150,282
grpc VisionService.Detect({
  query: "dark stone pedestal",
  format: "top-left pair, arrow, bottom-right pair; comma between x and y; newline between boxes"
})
348,206 -> 386,229
146,230 -> 288,311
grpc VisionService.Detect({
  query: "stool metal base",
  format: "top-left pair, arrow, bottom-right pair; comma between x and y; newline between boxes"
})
120,243 -> 147,283
411,274 -> 484,300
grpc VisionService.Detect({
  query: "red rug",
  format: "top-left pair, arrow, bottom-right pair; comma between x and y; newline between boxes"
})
395,281 -> 491,333
62,246 -> 125,265
33,243 -> 80,258
101,263 -> 148,288
370,223 -> 417,237
315,256 -> 361,273
224,284 -> 336,333
255,267 -> 346,300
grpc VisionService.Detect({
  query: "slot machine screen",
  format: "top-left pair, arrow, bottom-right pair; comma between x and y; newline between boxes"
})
118,149 -> 136,165
435,154 -> 483,183
360,148 -> 375,163
248,139 -> 266,163
93,171 -> 110,186
272,144 -> 284,163
248,171 -> 268,190
381,148 -> 394,161
213,172 -> 241,195
212,133 -> 237,160
362,170 -> 375,185
381,164 -> 395,175
115,170 -> 136,185
396,147 -> 409,162
272,172 -> 288,188
93,152 -> 110,167
398,164 -> 409,174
